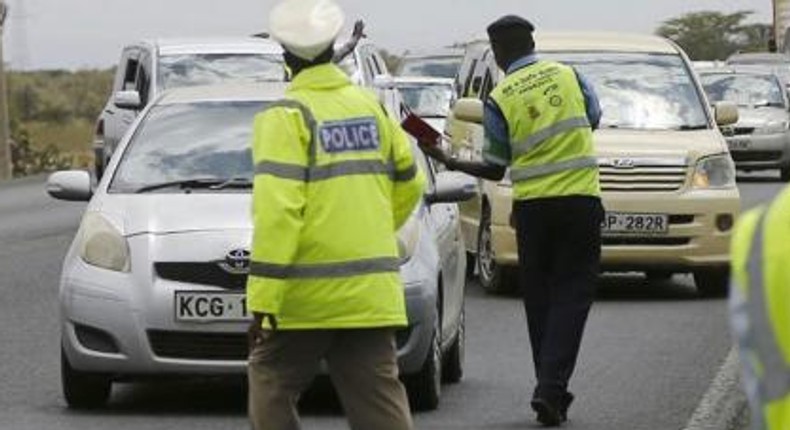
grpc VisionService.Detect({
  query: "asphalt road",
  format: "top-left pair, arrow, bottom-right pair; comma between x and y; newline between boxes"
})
0,174 -> 785,430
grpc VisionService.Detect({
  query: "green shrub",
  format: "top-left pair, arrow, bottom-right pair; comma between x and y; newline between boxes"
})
10,130 -> 73,177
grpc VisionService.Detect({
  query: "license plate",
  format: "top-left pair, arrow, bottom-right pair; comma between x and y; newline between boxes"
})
175,292 -> 249,322
728,138 -> 751,151
601,212 -> 669,235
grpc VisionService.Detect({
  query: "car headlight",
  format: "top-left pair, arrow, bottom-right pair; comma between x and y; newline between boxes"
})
397,213 -> 420,264
79,212 -> 131,272
691,154 -> 736,189
753,121 -> 789,135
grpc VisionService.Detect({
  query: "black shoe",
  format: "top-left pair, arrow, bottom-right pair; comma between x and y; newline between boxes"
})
559,392 -> 574,422
530,397 -> 563,427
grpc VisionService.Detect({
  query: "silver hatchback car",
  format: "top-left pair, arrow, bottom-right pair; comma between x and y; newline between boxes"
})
48,83 -> 474,411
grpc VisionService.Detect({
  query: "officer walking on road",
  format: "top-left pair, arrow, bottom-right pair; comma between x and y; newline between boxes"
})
420,15 -> 603,427
730,185 -> 790,430
245,1 -> 426,429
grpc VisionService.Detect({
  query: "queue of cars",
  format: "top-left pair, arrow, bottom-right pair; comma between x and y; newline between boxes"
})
50,37 -> 473,411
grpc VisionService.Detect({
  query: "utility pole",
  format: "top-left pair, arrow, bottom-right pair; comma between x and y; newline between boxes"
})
0,0 -> 10,181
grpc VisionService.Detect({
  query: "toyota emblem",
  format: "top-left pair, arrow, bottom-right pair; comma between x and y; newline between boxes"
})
219,249 -> 250,275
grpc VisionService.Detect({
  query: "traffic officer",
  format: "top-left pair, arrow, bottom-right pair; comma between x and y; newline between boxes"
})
730,185 -> 790,430
420,15 -> 603,426
246,1 -> 426,429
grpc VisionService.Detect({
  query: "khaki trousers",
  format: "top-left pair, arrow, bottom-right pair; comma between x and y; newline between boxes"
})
248,328 -> 414,430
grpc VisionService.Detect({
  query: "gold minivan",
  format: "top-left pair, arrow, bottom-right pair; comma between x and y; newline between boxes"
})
447,32 -> 741,296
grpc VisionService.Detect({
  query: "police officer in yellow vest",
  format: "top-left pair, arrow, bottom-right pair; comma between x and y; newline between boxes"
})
421,16 -> 603,426
246,1 -> 426,429
730,185 -> 790,430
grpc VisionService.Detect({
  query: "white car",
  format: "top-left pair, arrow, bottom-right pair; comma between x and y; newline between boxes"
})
49,83 -> 474,411
395,77 -> 455,137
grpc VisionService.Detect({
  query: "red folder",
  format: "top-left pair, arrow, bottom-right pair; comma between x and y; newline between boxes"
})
400,112 -> 441,147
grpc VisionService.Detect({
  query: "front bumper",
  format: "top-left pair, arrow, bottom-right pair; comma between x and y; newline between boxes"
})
488,188 -> 739,272
727,132 -> 790,170
61,260 -> 437,378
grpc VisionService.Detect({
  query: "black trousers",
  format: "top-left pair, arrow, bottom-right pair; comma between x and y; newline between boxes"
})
513,195 -> 604,403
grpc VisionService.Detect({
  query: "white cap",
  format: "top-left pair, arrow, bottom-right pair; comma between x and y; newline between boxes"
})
269,0 -> 345,61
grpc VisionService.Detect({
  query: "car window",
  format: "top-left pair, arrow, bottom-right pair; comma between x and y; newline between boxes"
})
480,69 -> 493,100
398,83 -> 453,118
137,53 -> 152,106
158,54 -> 285,90
121,54 -> 140,92
399,57 -> 462,79
542,52 -> 710,130
701,73 -> 786,108
461,59 -> 478,98
109,101 -> 267,192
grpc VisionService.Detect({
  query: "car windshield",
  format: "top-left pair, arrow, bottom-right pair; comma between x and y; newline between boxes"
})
541,52 -> 710,130
398,83 -> 453,117
399,57 -> 462,79
158,54 -> 285,89
700,73 -> 785,108
109,101 -> 266,193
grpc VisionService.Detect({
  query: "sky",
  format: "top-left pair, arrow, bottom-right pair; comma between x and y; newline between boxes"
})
1,0 -> 773,70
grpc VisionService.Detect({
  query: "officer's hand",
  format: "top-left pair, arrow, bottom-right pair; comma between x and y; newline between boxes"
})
247,312 -> 277,350
352,20 -> 366,39
418,141 -> 450,164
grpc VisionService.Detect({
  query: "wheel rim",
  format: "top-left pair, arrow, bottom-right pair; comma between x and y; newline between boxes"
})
478,217 -> 496,283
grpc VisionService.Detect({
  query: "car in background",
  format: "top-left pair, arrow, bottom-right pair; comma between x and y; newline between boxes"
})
49,83 -> 473,411
397,48 -> 464,79
94,38 -> 393,178
394,77 -> 455,136
447,32 -> 741,296
699,69 -> 790,181
726,52 -> 790,89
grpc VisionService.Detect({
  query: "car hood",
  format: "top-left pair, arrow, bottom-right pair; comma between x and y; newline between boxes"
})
734,107 -> 787,128
93,193 -> 252,236
593,129 -> 727,163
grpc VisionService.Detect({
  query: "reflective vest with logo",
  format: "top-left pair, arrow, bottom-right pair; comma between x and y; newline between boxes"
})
489,60 -> 599,200
246,64 -> 426,330
731,184 -> 790,430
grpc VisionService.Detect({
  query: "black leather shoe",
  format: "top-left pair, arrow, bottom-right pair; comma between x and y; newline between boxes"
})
559,392 -> 574,422
530,397 -> 562,427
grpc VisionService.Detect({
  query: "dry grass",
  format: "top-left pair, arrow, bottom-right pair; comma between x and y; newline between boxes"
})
20,119 -> 95,168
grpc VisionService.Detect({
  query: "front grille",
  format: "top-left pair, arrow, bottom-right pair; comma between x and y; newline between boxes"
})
598,159 -> 687,192
602,237 -> 691,246
148,330 -> 247,360
731,150 -> 783,162
734,127 -> 756,135
155,262 -> 247,290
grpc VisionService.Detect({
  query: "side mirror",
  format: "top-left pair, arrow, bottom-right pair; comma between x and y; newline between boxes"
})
452,98 -> 484,124
425,171 -> 478,205
46,170 -> 92,201
114,90 -> 142,110
714,101 -> 739,126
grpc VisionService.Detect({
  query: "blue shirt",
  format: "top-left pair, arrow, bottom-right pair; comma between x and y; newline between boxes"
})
482,54 -> 602,167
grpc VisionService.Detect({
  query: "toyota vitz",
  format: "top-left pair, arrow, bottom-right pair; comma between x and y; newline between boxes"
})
48,83 -> 474,411
446,32 -> 741,295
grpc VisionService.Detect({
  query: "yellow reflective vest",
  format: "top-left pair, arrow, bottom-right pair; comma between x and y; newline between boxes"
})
489,60 -> 599,200
731,184 -> 790,430
246,64 -> 427,329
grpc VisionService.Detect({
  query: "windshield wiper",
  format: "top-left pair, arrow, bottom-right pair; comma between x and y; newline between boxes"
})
134,177 -> 251,193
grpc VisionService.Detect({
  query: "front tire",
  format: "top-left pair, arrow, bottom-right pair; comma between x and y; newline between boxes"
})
442,307 -> 464,384
694,268 -> 729,298
61,348 -> 111,409
477,207 -> 515,294
406,307 -> 442,411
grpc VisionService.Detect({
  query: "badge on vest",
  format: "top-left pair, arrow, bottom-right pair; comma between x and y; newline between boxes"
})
319,118 -> 381,153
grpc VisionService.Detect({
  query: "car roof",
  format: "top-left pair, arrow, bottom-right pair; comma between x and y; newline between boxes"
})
727,52 -> 790,64
394,76 -> 455,85
157,83 -> 290,105
140,37 -> 283,56
535,32 -> 678,54
402,48 -> 464,59
463,32 -> 679,55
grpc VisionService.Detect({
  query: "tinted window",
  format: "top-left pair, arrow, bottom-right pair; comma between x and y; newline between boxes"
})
110,101 -> 266,192
700,73 -> 786,107
542,52 -> 709,130
158,54 -> 284,90
398,83 -> 453,117
399,57 -> 462,79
